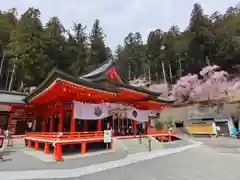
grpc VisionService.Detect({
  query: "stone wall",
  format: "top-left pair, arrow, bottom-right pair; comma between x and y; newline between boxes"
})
158,103 -> 239,125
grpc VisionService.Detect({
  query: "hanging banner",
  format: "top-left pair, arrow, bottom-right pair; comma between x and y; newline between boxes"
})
126,108 -> 150,122
74,101 -> 109,120
73,101 -> 150,121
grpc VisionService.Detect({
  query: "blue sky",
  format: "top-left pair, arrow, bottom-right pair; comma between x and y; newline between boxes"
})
1,0 -> 240,50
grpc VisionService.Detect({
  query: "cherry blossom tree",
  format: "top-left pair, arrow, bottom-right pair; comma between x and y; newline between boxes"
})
191,65 -> 229,103
172,65 -> 229,104
171,73 -> 199,103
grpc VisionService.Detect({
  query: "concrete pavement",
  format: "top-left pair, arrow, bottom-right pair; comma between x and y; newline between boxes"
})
0,142 -> 202,180
2,136 -> 240,180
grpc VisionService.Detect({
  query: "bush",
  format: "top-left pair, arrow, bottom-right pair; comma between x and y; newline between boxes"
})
154,121 -> 165,129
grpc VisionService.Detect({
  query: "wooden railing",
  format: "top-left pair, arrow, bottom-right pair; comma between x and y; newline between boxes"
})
25,131 -> 104,141
147,128 -> 169,135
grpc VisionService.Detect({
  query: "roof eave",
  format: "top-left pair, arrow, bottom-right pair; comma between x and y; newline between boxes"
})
24,68 -> 119,102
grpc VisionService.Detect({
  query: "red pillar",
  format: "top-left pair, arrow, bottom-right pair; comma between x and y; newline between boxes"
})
53,143 -> 62,161
49,111 -> 54,132
84,120 -> 88,131
133,120 -> 137,134
58,110 -> 63,132
35,141 -> 39,151
97,120 -> 101,131
42,114 -> 47,132
44,143 -> 49,154
81,142 -> 86,154
70,104 -> 75,132
7,105 -> 13,131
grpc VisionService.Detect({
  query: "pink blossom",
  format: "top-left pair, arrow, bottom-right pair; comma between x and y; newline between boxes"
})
172,65 -> 230,103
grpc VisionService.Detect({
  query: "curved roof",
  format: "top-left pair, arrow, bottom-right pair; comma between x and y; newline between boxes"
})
0,90 -> 26,104
24,60 -> 174,106
24,68 -> 119,102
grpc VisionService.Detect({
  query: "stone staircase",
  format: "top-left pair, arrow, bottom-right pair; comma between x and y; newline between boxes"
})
113,136 -> 163,154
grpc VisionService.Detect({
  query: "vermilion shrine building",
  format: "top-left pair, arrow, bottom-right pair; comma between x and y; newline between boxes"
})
1,60 -> 174,160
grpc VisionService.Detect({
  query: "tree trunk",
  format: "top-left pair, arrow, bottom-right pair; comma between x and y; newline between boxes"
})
8,63 -> 16,91
0,52 -> 5,78
178,57 -> 182,77
206,56 -> 211,66
162,61 -> 167,85
5,71 -> 10,90
169,63 -> 173,84
148,61 -> 151,85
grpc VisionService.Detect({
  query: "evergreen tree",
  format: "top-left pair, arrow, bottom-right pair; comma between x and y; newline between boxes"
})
88,19 -> 108,72
67,23 -> 88,76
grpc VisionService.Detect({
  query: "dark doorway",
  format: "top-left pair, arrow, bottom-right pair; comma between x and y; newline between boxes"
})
215,121 -> 230,136
15,120 -> 26,135
75,119 -> 83,132
175,121 -> 184,128
63,111 -> 72,132
87,120 -> 97,131
46,116 -> 50,132
53,113 -> 59,132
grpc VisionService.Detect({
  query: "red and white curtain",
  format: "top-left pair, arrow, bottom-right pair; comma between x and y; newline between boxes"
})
73,101 -> 151,122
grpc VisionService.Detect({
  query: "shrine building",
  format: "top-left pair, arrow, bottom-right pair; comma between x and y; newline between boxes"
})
2,60 -> 174,160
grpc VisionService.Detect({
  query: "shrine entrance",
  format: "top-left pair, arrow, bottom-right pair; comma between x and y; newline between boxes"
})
108,107 -> 141,136
111,113 -> 134,136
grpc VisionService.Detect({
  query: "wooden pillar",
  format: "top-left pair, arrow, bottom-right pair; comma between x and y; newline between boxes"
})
42,116 -> 46,132
109,142 -> 113,149
49,118 -> 53,132
35,141 -> 39,151
83,120 -> 88,131
44,143 -> 49,154
53,143 -> 62,161
81,142 -> 86,154
49,111 -> 54,132
70,103 -> 76,132
27,140 -> 31,148
97,120 -> 101,131
133,120 -> 137,134
58,110 -> 63,132
7,105 -> 13,130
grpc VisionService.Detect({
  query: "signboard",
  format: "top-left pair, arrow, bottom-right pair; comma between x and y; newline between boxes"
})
104,130 -> 112,143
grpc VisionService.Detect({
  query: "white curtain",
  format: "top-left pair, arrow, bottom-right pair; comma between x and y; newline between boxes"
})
74,101 -> 109,120
73,101 -> 150,122
126,108 -> 150,122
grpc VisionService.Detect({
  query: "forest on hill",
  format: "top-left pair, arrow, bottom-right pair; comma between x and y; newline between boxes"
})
0,3 -> 240,92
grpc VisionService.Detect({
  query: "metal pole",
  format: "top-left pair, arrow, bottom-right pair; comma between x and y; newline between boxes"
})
139,132 -> 142,144
148,137 -> 151,152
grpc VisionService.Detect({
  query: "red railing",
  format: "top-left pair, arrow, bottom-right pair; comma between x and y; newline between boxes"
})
147,128 -> 169,135
25,131 -> 104,141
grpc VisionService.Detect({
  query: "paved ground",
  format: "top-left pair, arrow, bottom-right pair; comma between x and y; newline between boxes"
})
0,149 -> 126,171
2,137 -> 240,180
31,145 -> 240,180
0,140 -> 188,172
